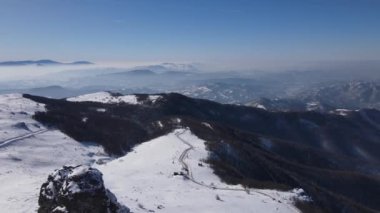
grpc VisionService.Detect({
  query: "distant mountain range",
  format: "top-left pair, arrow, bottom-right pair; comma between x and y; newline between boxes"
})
108,69 -> 157,76
0,59 -> 93,66
106,69 -> 195,77
248,81 -> 380,111
132,62 -> 199,73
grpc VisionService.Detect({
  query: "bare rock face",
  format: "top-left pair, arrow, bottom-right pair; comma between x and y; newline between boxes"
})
38,165 -> 129,213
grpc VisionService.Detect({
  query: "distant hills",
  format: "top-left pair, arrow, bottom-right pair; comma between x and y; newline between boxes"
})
106,69 -> 195,77
132,62 -> 199,73
0,59 -> 93,66
248,80 -> 380,111
109,69 -> 157,76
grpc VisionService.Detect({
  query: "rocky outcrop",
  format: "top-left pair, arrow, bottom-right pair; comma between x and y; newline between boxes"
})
38,165 -> 129,213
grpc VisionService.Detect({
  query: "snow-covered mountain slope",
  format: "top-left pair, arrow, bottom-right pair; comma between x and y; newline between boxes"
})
67,91 -> 162,104
25,92 -> 380,212
0,93 -> 305,213
96,129 -> 305,213
0,94 -> 107,212
0,94 -> 45,141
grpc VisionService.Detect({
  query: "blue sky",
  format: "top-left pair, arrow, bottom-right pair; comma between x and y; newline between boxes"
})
0,0 -> 379,68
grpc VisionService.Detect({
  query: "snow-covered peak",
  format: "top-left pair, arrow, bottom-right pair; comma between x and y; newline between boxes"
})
67,92 -> 162,105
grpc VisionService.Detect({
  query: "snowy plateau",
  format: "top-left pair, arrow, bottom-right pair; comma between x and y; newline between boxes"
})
0,93 -> 305,213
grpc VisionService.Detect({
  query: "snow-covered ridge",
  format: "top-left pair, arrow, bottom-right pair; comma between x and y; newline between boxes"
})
96,128 -> 305,213
0,93 -> 305,213
67,91 -> 162,104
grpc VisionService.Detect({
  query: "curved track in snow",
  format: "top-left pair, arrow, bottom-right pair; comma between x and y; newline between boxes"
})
175,129 -> 299,213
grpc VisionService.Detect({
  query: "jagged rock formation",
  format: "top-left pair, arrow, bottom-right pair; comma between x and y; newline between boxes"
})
38,165 -> 129,213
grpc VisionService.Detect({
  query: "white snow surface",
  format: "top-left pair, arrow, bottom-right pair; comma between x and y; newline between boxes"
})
67,91 -> 162,104
255,104 -> 267,110
0,94 -> 45,141
201,122 -> 213,129
148,95 -> 162,103
0,94 -> 107,212
96,129 -> 303,213
0,93 -> 304,213
332,108 -> 352,116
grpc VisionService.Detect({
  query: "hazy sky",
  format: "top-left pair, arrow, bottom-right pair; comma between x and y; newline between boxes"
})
1,0 -> 380,68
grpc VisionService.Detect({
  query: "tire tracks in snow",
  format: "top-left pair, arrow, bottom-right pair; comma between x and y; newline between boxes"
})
175,129 -> 299,213
0,129 -> 48,148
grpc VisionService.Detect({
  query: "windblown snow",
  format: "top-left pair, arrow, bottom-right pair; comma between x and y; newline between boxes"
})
0,93 -> 305,213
